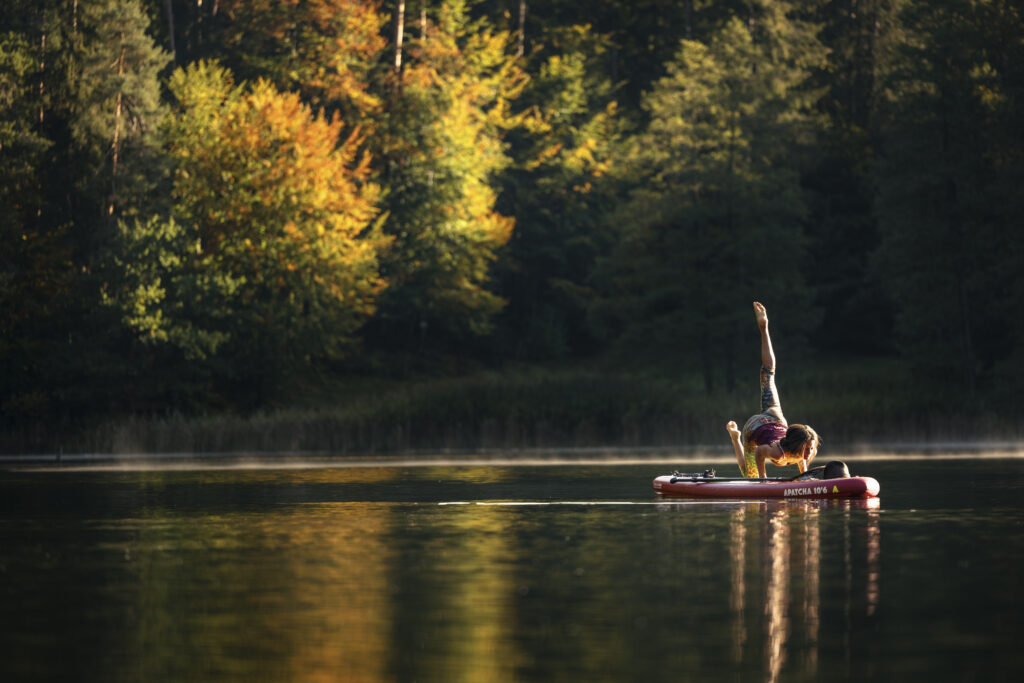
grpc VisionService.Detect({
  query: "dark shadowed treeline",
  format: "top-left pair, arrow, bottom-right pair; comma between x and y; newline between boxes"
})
2,1 -> 1021,452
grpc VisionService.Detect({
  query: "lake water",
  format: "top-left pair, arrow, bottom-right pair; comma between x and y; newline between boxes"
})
1,454 -> 1022,682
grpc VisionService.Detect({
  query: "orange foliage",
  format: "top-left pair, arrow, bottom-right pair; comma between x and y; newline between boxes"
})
168,62 -> 388,343
219,0 -> 387,117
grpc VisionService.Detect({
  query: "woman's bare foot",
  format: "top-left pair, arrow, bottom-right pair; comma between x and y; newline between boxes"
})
726,421 -> 742,441
753,301 -> 768,329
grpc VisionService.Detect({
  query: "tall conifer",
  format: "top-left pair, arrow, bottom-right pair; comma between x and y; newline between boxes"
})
872,0 -> 1023,398
71,0 -> 168,220
599,1 -> 826,391
493,24 -> 622,359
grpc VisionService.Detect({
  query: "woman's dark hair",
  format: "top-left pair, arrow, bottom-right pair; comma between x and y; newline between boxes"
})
778,424 -> 820,456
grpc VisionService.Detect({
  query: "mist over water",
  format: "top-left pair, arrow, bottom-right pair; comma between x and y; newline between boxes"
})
8,441 -> 1024,472
1,455 -> 1022,681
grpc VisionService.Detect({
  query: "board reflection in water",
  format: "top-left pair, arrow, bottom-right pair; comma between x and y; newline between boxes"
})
651,498 -> 881,682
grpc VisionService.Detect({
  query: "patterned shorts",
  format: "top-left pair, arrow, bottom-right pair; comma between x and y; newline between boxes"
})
738,366 -> 787,477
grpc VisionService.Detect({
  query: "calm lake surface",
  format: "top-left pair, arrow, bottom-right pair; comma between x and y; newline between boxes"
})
1,455 -> 1022,682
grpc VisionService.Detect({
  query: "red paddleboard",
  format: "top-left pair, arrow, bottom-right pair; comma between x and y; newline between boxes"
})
653,474 -> 880,499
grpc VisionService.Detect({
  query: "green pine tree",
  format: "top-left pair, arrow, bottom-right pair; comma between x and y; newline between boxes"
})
71,0 -> 169,220
872,0 -> 1024,400
493,23 -> 623,360
598,2 -> 827,391
2,0 -> 168,424
803,0 -> 908,354
0,27 -> 64,421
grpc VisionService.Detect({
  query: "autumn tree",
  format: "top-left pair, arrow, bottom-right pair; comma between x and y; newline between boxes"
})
109,62 -> 388,403
215,0 -> 388,124
367,0 -> 525,353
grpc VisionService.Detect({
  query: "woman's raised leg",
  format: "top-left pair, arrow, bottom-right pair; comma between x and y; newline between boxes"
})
754,302 -> 775,372
754,302 -> 784,421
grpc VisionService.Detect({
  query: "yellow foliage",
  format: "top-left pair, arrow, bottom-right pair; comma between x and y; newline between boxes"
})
167,61 -> 390,344
220,0 -> 387,119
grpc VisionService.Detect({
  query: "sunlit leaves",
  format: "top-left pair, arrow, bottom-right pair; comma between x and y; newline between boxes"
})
132,61 -> 389,370
373,0 -> 522,339
218,0 -> 387,122
106,215 -> 236,360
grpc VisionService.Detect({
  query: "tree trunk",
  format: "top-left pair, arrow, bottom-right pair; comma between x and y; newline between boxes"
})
164,0 -> 177,65
517,0 -> 526,57
110,38 -> 126,215
38,33 -> 45,125
393,1 -> 406,77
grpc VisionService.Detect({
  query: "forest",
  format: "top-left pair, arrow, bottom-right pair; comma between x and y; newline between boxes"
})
2,0 -> 1022,453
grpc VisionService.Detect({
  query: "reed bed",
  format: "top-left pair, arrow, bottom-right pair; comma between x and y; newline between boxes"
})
20,358 -> 1015,457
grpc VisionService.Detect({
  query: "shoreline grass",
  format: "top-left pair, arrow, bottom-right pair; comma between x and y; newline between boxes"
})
3,356 -> 1018,457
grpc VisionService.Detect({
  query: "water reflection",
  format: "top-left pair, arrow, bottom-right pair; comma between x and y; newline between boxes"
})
727,499 -> 881,682
730,508 -> 747,663
764,507 -> 791,682
389,506 -> 521,682
127,503 -> 398,682
0,465 -> 896,682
